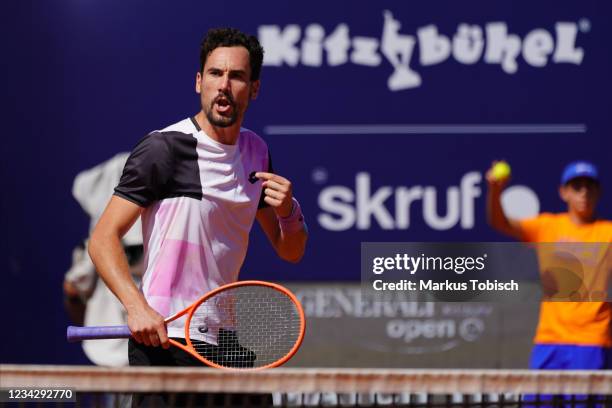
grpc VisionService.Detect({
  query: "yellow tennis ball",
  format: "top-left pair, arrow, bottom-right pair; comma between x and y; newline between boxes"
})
491,161 -> 511,180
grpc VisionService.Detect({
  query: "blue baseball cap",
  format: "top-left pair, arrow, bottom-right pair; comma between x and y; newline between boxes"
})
560,161 -> 599,185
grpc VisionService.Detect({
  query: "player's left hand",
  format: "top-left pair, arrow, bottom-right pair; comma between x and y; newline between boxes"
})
255,172 -> 294,218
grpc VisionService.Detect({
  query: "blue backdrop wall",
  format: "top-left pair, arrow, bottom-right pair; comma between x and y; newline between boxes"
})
2,0 -> 611,364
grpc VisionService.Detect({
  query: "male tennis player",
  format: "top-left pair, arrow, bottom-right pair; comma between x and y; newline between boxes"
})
88,27 -> 308,375
487,160 -> 611,371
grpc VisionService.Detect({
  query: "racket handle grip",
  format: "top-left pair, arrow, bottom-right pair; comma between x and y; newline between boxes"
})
67,325 -> 132,342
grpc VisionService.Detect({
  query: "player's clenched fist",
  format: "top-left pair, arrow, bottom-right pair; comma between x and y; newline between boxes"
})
255,172 -> 294,218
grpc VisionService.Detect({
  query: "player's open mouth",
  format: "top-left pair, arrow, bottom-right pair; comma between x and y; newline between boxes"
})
215,98 -> 233,114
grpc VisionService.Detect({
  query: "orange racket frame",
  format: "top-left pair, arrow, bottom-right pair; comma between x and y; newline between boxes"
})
171,280 -> 306,369
67,280 -> 306,370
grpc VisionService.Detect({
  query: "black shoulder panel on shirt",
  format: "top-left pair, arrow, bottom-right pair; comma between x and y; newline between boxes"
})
164,131 -> 202,201
114,131 -> 202,207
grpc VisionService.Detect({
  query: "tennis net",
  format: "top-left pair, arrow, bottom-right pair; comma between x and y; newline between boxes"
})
1,365 -> 611,407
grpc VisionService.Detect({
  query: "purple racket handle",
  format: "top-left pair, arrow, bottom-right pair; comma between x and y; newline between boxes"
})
67,325 -> 132,342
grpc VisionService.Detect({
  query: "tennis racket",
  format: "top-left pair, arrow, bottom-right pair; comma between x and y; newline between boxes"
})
66,280 -> 305,370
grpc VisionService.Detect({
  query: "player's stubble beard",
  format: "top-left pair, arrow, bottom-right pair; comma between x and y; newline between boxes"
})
205,92 -> 247,128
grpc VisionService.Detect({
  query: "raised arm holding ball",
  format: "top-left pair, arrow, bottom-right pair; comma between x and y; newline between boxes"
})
486,160 -> 612,371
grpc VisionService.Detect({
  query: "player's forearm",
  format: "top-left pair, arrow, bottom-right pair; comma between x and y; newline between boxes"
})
486,186 -> 515,237
88,228 -> 148,312
275,197 -> 308,262
275,227 -> 308,263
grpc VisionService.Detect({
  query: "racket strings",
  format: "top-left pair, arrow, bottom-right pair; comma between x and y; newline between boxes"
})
188,285 -> 302,369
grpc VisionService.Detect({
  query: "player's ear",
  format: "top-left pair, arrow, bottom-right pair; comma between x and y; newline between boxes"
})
558,185 -> 569,203
195,71 -> 203,94
250,80 -> 260,100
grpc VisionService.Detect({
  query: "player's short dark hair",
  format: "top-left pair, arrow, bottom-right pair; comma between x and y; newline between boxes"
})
199,28 -> 264,81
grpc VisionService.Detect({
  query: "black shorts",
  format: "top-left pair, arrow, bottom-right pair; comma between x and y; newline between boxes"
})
129,337 -> 206,367
129,329 -> 257,367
